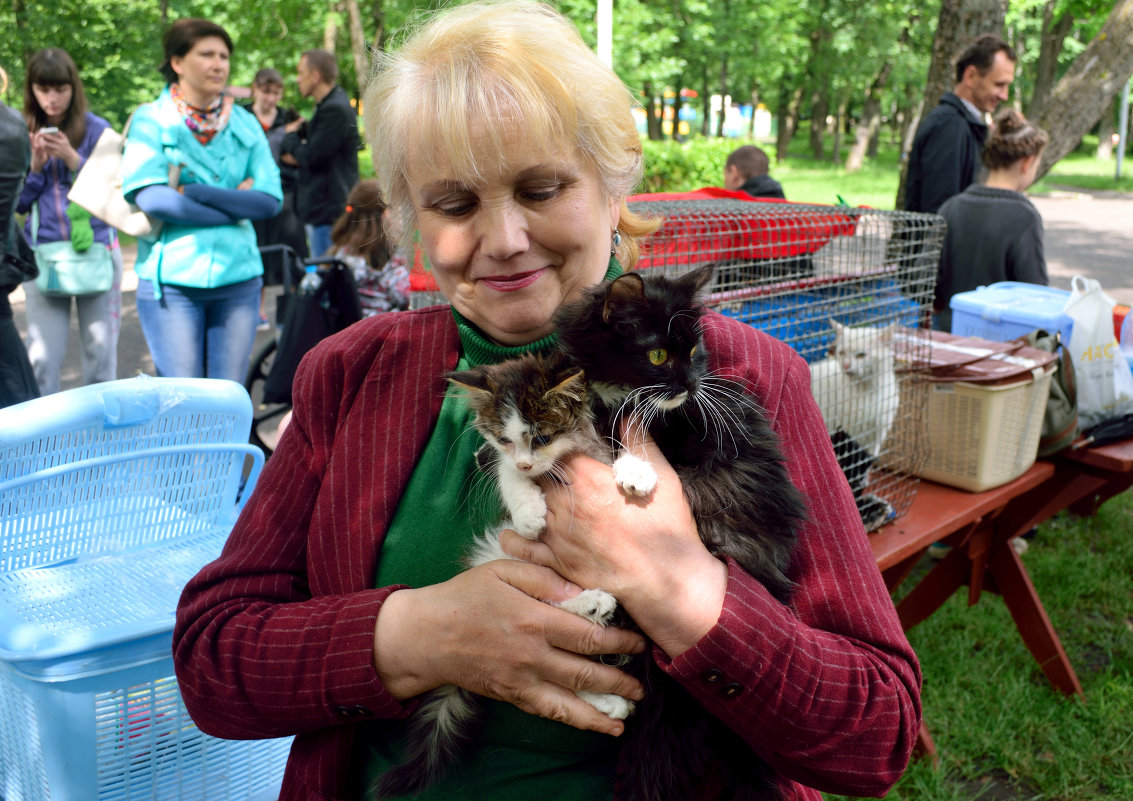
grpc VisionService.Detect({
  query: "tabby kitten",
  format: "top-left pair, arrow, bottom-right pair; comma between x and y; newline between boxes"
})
809,321 -> 899,529
371,351 -> 634,800
554,263 -> 807,801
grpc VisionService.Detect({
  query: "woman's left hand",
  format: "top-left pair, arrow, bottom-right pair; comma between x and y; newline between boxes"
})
500,417 -> 728,658
38,130 -> 80,172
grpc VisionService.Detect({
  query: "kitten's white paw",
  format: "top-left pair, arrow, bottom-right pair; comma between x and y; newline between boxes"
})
510,494 -> 547,539
557,588 -> 618,625
613,453 -> 657,497
577,690 -> 636,720
511,509 -> 546,539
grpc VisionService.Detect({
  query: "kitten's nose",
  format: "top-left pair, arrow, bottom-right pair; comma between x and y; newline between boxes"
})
517,460 -> 533,471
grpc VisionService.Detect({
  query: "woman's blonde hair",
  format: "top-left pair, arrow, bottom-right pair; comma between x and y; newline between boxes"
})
364,0 -> 657,267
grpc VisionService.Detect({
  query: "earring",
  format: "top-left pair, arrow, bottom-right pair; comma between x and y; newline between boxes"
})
610,227 -> 622,256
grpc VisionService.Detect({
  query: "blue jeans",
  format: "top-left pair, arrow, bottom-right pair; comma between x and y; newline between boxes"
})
136,277 -> 263,381
306,224 -> 333,259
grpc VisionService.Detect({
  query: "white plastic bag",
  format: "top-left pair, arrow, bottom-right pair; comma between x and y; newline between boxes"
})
1062,275 -> 1133,430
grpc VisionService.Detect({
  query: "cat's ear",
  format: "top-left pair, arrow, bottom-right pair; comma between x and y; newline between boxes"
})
829,318 -> 846,335
546,369 -> 587,404
603,272 -> 645,323
681,264 -> 716,296
447,368 -> 493,401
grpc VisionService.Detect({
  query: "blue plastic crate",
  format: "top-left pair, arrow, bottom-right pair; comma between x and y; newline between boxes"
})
0,651 -> 291,801
0,376 -> 255,482
715,279 -> 922,362
949,282 -> 1074,344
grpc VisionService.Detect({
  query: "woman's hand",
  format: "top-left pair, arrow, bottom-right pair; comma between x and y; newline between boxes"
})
372,559 -> 646,736
36,129 -> 80,172
503,418 -> 728,659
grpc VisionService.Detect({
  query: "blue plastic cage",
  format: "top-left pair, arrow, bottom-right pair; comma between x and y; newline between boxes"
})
0,377 -> 291,800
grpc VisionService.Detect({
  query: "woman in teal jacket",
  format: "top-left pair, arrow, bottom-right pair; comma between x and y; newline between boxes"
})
122,18 -> 282,381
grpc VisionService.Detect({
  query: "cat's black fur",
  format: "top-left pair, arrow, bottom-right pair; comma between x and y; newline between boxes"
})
553,263 -> 808,801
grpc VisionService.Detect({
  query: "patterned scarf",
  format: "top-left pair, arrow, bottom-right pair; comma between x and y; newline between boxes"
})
171,83 -> 234,145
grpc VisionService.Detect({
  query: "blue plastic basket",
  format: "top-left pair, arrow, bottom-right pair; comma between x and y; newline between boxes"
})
716,279 -> 922,362
0,376 -> 255,482
0,653 -> 292,801
0,378 -> 290,800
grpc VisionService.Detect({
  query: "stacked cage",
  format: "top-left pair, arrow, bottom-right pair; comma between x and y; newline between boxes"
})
627,196 -> 944,531
0,377 -> 292,801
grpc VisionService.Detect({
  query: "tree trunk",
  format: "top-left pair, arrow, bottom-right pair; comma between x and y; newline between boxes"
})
775,86 -> 802,162
830,99 -> 846,165
323,0 -> 341,53
1098,100 -> 1116,159
1026,1 -> 1074,117
810,89 -> 828,160
846,61 -> 893,173
1035,0 -> 1133,178
895,0 -> 1007,207
716,55 -> 734,138
643,82 -> 662,141
370,0 -> 387,56
700,71 -> 712,137
345,0 -> 368,98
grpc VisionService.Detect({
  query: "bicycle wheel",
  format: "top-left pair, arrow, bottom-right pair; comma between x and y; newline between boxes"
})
245,338 -> 291,456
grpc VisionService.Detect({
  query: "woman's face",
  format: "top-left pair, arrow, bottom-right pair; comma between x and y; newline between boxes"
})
32,83 -> 72,124
252,82 -> 283,111
171,35 -> 230,105
406,125 -> 621,346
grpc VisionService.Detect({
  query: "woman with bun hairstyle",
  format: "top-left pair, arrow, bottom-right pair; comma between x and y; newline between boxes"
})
17,48 -> 122,395
933,108 -> 1050,331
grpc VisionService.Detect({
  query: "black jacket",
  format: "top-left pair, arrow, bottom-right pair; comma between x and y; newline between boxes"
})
739,174 -> 786,200
933,184 -> 1047,331
1,101 -> 38,408
282,85 -> 359,226
904,93 -> 988,215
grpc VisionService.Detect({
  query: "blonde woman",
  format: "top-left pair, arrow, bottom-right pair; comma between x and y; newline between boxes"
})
174,4 -> 920,799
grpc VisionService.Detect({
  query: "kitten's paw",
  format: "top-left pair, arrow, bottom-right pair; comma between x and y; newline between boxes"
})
511,509 -> 546,539
557,588 -> 618,625
613,453 -> 657,497
577,690 -> 636,720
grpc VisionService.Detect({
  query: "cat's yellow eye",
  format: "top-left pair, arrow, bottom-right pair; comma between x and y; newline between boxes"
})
690,345 -> 698,358
648,348 -> 669,366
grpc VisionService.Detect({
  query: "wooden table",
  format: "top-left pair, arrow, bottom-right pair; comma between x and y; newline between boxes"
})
869,462 -> 1079,758
870,437 -> 1133,759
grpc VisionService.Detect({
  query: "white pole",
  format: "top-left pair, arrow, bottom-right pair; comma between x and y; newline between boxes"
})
1117,79 -> 1130,180
597,0 -> 612,68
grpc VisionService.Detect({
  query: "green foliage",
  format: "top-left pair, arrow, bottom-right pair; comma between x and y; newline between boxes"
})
824,491 -> 1133,801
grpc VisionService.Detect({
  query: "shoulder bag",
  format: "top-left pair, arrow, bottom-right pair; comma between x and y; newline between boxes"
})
30,204 -> 113,297
67,110 -> 180,238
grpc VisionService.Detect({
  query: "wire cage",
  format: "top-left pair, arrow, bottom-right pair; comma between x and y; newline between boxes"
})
627,194 -> 945,531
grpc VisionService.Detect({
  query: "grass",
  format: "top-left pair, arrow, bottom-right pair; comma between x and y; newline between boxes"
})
362,133 -> 1130,209
824,490 -> 1133,801
644,134 -> 1132,209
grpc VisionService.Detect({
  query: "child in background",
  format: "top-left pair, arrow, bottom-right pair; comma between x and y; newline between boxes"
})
328,179 -> 409,317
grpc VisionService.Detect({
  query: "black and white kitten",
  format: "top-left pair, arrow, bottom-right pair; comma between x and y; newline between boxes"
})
372,351 -> 636,799
554,263 -> 808,801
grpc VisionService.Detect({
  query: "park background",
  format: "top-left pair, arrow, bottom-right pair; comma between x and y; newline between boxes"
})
5,1 -> 1133,799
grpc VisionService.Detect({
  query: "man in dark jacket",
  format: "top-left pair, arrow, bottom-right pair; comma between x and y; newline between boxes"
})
281,49 -> 359,258
904,34 -> 1016,214
724,145 -> 785,199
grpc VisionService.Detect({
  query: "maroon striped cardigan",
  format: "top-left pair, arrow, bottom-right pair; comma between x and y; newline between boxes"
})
173,305 -> 921,800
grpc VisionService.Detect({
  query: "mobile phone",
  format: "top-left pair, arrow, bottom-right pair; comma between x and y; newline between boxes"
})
40,126 -> 60,135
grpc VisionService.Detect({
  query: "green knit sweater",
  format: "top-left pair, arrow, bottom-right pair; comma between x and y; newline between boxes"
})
362,263 -> 622,800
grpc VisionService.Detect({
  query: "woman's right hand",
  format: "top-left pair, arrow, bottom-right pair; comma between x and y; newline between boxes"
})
372,559 -> 645,736
29,130 -> 50,172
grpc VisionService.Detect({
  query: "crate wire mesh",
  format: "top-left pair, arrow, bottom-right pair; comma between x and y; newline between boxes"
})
627,197 -> 945,531
0,377 -> 291,801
